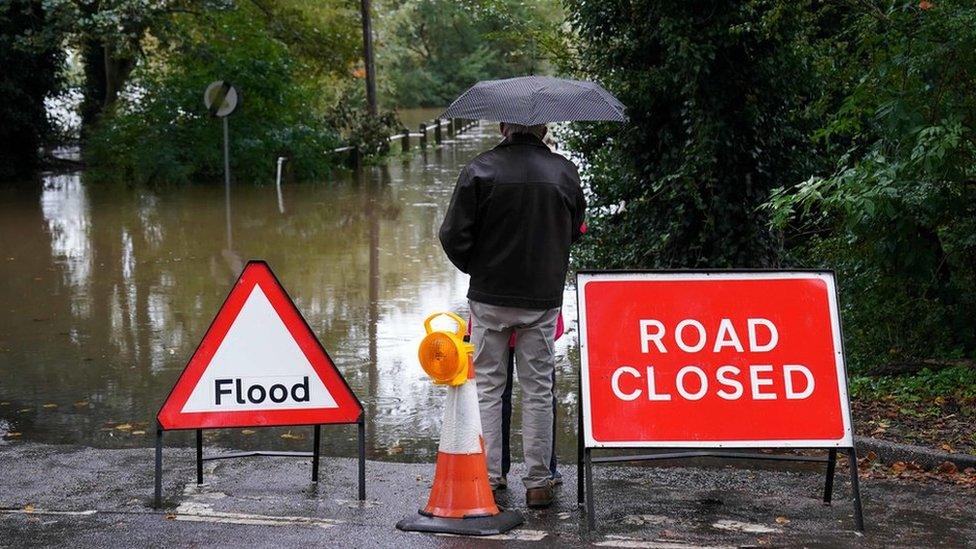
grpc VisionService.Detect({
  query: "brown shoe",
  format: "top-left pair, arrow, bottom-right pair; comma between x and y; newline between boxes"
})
525,485 -> 554,509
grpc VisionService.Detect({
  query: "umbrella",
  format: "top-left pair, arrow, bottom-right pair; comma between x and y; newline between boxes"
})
440,75 -> 626,125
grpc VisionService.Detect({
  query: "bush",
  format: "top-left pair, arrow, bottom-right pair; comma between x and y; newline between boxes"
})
766,1 -> 976,371
564,0 -> 819,269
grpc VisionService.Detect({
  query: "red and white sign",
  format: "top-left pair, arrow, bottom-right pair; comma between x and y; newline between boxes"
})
157,261 -> 362,430
577,271 -> 853,448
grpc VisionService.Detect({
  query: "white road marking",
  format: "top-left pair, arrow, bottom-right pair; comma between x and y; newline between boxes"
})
595,536 -> 733,549
431,529 -> 548,542
621,514 -> 672,526
172,501 -> 341,529
710,519 -> 779,534
0,509 -> 97,517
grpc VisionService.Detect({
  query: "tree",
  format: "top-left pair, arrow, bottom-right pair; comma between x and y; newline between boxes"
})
0,0 -> 65,180
42,0 -> 232,128
564,0 -> 819,269
51,0 -> 358,128
767,0 -> 976,368
378,0 -> 563,108
83,1 -> 372,184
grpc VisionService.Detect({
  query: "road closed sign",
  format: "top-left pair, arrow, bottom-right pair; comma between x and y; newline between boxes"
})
157,261 -> 362,430
576,271 -> 853,448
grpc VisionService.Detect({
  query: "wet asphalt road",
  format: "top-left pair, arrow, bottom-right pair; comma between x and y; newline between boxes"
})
1,442 -> 973,548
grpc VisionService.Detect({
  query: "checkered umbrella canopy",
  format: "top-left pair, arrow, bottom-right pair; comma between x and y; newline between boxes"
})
440,76 -> 627,124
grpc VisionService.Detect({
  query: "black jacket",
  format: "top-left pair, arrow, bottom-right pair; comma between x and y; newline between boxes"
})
439,133 -> 585,309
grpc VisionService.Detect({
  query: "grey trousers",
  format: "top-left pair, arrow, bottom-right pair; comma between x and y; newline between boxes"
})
469,299 -> 559,490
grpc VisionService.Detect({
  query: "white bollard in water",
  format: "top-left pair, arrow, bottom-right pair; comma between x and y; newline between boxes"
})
275,156 -> 286,213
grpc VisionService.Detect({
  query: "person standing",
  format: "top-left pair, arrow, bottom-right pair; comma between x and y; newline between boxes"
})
439,122 -> 585,509
467,312 -> 566,490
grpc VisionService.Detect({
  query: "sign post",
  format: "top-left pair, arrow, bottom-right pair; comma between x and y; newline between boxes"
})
154,260 -> 365,508
204,81 -> 239,250
576,270 -> 864,531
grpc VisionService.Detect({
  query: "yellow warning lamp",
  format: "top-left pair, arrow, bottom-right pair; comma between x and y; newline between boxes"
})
418,312 -> 474,386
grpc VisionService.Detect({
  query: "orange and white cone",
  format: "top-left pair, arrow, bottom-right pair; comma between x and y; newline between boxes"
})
397,321 -> 523,535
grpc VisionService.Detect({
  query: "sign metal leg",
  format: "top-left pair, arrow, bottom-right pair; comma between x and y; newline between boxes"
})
312,424 -> 321,483
577,369 -> 585,507
358,417 -> 366,500
196,429 -> 204,485
154,424 -> 163,509
846,447 -> 865,531
584,448 -> 595,531
823,448 -> 837,504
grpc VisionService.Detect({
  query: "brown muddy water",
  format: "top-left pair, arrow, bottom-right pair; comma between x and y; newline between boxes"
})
0,120 -> 581,462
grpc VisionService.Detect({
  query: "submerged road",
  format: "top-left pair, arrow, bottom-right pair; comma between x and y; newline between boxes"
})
1,442 -> 973,547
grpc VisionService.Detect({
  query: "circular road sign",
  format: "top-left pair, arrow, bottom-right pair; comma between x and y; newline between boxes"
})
204,81 -> 239,117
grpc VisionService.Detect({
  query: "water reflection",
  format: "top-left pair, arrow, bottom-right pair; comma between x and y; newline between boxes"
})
0,121 -> 580,462
41,175 -> 92,296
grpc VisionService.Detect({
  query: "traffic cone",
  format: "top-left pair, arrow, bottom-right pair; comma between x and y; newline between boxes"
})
396,313 -> 523,536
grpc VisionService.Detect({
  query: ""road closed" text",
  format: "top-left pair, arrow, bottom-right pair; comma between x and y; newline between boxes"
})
606,317 -> 815,402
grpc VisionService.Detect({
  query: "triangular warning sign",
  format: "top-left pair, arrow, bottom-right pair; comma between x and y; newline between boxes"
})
157,261 -> 362,430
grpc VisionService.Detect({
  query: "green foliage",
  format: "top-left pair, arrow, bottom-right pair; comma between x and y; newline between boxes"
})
0,0 -> 65,180
564,0 -> 820,269
45,0 -> 236,126
566,0 -> 976,372
378,0 -> 564,108
327,94 -> 399,159
83,2 -> 367,184
850,365 -> 976,403
767,1 -> 976,369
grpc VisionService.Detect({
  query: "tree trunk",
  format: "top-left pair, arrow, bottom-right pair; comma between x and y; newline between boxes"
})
80,42 -> 135,131
103,45 -> 135,109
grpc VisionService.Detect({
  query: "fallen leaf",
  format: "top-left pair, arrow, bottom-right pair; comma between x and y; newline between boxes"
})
280,431 -> 303,440
131,430 -> 146,436
115,423 -> 133,431
241,429 -> 256,435
775,516 -> 790,525
74,401 -> 89,408
891,461 -> 907,474
5,432 -> 22,438
936,461 -> 958,475
0,402 -> 10,406
18,408 -> 31,413
865,451 -> 878,462
940,443 -> 955,453
387,445 -> 404,455
165,513 -> 177,520
43,403 -> 58,409
23,504 -> 35,513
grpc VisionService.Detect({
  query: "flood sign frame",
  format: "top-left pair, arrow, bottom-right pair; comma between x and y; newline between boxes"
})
153,260 -> 365,508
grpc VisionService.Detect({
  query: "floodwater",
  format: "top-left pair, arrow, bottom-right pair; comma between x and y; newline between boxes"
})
0,118 -> 580,463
